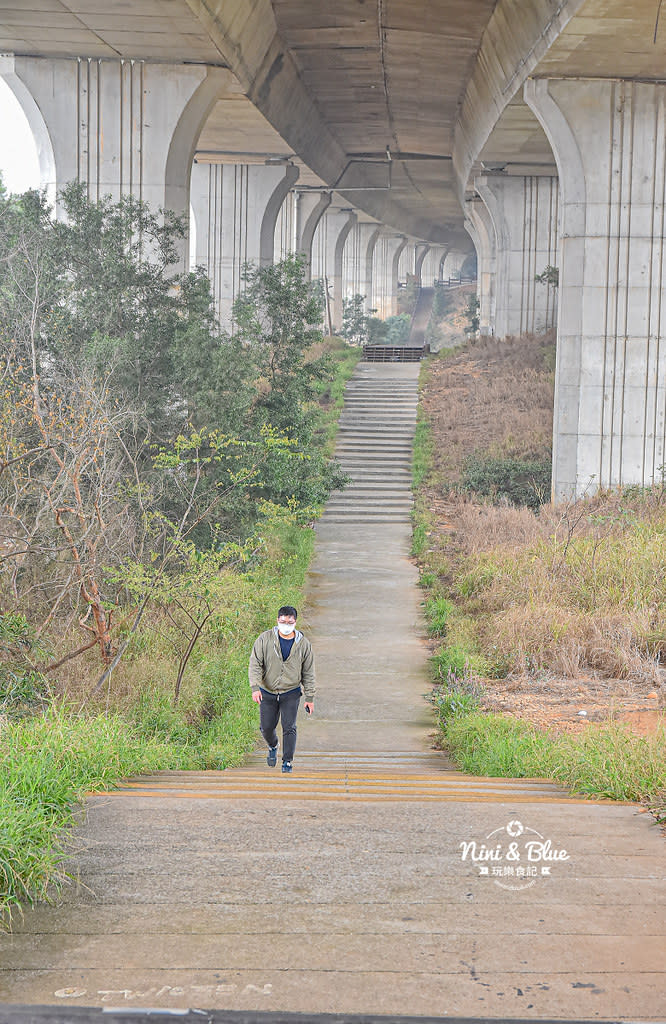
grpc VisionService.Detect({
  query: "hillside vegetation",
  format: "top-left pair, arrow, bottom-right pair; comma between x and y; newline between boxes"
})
413,331 -> 666,811
0,184 -> 359,924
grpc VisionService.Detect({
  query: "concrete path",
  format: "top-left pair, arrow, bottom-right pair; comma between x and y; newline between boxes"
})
408,287 -> 435,348
0,364 -> 664,1020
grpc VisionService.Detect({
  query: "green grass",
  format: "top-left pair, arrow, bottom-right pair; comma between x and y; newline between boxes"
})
423,595 -> 454,636
412,413 -> 434,489
441,710 -> 666,802
0,706 -> 178,923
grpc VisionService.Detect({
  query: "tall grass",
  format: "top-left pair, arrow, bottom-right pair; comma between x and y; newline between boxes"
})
443,711 -> 666,802
0,706 -> 176,923
414,339 -> 666,806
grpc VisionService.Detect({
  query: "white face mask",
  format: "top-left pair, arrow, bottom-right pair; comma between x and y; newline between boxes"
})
277,622 -> 296,636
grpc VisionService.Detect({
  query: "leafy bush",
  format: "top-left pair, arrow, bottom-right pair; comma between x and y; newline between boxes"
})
0,614 -> 49,717
366,313 -> 411,345
461,453 -> 551,510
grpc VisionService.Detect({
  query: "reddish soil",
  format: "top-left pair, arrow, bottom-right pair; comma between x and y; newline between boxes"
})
480,674 -> 664,737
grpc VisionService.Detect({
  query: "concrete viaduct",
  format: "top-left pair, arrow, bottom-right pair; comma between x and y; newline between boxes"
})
1,0 -> 665,500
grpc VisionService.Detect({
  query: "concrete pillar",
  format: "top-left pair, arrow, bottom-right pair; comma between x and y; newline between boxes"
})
372,234 -> 408,318
415,244 -> 430,284
295,190 -> 332,273
526,77 -> 666,499
311,208 -> 357,332
190,160 -> 299,325
342,222 -> 380,306
420,246 -> 448,287
438,249 -> 450,281
442,251 -> 466,280
465,197 -> 497,335
398,242 -> 417,284
0,54 -> 227,270
475,172 -> 559,338
274,189 -> 296,261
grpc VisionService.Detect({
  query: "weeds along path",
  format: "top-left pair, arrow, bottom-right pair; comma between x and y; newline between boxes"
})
1,364 -> 664,1019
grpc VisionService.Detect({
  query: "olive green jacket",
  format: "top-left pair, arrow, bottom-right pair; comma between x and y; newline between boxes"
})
248,627 -> 316,701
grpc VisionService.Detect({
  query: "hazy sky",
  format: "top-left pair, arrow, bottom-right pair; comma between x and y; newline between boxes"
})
0,78 -> 41,194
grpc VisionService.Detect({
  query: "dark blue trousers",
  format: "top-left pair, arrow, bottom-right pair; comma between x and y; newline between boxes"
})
259,686 -> 301,762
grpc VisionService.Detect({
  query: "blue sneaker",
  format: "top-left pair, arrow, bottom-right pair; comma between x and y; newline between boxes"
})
267,744 -> 278,767
282,761 -> 293,774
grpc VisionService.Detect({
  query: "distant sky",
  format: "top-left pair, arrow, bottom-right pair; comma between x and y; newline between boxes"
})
0,79 -> 41,194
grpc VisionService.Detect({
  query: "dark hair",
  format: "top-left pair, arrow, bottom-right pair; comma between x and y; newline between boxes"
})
277,605 -> 298,620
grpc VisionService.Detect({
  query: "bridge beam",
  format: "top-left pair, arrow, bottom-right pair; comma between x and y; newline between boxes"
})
0,55 -> 227,272
190,160 -> 299,326
526,77 -> 666,499
475,173 -> 559,338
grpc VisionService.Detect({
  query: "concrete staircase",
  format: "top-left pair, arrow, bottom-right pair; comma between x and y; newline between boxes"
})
102,757 -> 580,804
321,362 -> 419,525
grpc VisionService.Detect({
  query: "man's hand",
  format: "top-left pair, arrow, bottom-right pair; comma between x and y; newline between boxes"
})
251,690 -> 262,704
304,702 -> 314,715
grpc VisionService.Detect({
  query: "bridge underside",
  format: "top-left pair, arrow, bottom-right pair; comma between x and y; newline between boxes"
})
2,0 -> 666,497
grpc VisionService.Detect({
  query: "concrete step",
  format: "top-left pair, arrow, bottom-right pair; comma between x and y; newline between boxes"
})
325,504 -> 413,513
101,761 -> 581,803
340,460 -> 411,468
336,428 -> 416,437
334,485 -> 412,495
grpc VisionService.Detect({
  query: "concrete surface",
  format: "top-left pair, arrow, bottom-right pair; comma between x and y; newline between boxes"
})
0,364 -> 664,1020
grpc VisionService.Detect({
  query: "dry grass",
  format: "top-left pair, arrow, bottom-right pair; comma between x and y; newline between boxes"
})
421,331 -> 555,483
417,333 -> 666,702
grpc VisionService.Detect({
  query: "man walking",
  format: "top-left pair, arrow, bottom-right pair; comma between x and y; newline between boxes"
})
249,605 -> 315,773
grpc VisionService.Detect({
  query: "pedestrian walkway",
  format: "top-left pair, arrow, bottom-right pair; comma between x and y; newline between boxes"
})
0,364 -> 664,1020
408,286 -> 435,348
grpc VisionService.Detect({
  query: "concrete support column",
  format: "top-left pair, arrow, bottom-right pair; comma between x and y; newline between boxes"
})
442,251 -> 466,280
0,54 -> 227,270
465,197 -> 497,335
420,246 -> 448,286
414,244 -> 430,284
295,190 -> 332,273
274,189 -> 296,261
190,160 -> 299,325
311,208 -> 357,332
372,234 -> 408,318
342,222 -> 380,306
475,172 -> 559,338
398,242 -> 416,284
526,77 -> 666,498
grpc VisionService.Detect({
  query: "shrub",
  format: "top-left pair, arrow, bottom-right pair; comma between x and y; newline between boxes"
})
461,453 -> 552,510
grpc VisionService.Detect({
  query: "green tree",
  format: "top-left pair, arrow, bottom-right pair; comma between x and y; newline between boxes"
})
535,265 -> 559,288
464,294 -> 480,334
230,254 -> 347,511
341,294 -> 369,346
0,184 -> 253,447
